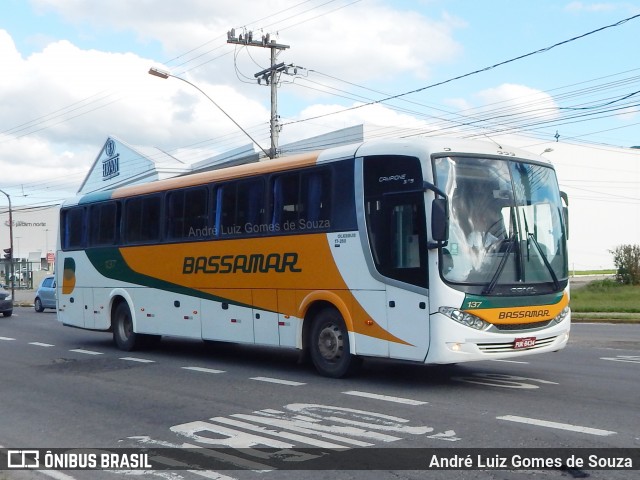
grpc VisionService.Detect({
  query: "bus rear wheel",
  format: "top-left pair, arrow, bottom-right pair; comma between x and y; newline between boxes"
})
113,302 -> 139,351
309,308 -> 360,378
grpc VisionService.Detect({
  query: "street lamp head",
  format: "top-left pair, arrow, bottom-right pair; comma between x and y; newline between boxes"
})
148,67 -> 170,79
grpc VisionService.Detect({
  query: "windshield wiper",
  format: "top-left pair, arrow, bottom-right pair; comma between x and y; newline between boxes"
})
482,234 -> 517,295
528,233 -> 560,290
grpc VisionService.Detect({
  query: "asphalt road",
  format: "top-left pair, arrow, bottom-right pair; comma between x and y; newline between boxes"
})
0,307 -> 638,480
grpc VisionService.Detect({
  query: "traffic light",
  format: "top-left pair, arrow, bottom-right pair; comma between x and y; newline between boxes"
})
3,248 -> 11,259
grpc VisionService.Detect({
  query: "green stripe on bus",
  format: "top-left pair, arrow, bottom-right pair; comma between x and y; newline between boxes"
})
462,292 -> 565,310
85,248 -> 258,310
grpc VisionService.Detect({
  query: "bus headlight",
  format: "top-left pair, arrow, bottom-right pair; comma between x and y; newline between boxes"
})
439,307 -> 491,331
552,306 -> 570,325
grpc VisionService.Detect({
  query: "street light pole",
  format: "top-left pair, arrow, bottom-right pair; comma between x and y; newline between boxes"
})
148,68 -> 272,159
0,188 -> 15,302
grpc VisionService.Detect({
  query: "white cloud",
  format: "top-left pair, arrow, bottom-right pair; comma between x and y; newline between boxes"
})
476,84 -> 559,117
0,2 -> 465,198
565,2 -> 617,13
29,1 -> 464,88
564,1 -> 640,14
615,105 -> 639,120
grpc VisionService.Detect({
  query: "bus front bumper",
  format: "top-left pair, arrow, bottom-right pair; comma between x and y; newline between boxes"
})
426,313 -> 571,364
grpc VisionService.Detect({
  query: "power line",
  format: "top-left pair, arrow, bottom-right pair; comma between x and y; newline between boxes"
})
282,13 -> 640,128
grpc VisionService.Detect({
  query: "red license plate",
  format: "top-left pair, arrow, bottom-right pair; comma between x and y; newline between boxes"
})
514,337 -> 536,349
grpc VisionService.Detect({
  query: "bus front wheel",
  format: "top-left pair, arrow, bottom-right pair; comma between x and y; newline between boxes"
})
309,308 -> 360,378
113,302 -> 139,351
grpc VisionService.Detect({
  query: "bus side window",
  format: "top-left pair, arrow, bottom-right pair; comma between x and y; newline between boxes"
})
166,190 -> 186,239
366,194 -> 427,288
166,187 -> 208,240
363,155 -> 427,288
217,179 -> 264,236
89,202 -> 118,246
185,187 -> 208,236
62,207 -> 86,250
271,168 -> 332,231
238,179 -> 264,228
272,173 -> 299,225
305,170 -> 331,222
124,195 -> 162,244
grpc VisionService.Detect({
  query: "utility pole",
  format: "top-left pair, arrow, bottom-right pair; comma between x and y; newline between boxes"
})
227,29 -> 290,159
0,189 -> 14,302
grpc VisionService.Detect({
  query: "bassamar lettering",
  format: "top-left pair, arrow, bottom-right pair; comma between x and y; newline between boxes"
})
183,252 -> 302,274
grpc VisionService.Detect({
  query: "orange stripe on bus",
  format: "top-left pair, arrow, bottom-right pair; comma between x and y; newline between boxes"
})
467,292 -> 569,324
111,152 -> 320,199
118,234 -> 411,346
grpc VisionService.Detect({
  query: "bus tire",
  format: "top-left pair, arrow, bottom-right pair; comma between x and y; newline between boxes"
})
113,301 -> 139,351
309,307 -> 360,378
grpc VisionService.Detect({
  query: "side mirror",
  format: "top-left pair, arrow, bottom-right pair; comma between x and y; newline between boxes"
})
431,197 -> 449,246
423,181 -> 449,249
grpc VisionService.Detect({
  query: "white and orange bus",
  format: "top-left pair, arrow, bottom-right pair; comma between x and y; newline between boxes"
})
56,137 -> 570,377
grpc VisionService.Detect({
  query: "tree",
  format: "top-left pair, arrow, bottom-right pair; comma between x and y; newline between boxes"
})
610,244 -> 640,285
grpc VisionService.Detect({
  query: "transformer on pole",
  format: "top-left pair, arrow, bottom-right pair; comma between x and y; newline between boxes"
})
227,30 -> 290,159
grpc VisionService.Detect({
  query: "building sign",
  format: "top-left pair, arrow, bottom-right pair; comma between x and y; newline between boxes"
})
4,221 -> 47,228
102,139 -> 120,181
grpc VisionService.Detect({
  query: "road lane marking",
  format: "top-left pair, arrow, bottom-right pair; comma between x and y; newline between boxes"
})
69,349 -> 103,355
37,471 -> 78,480
497,415 -> 616,436
0,336 -> 16,341
250,376 -> 306,386
601,355 -> 640,364
453,373 -> 557,389
182,366 -> 226,374
342,390 -> 427,405
490,359 -> 530,364
120,357 -> 156,363
29,342 -> 55,347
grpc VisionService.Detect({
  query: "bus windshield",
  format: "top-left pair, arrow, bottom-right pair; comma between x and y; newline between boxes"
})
434,156 -> 568,292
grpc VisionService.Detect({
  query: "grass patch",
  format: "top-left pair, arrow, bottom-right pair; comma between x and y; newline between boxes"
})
571,279 -> 640,313
573,269 -> 616,276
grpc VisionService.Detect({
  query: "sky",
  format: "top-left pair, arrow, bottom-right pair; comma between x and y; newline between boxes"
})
0,0 -> 639,270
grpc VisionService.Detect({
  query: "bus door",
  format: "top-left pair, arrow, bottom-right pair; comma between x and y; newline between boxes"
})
362,154 -> 430,361
383,197 -> 430,361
